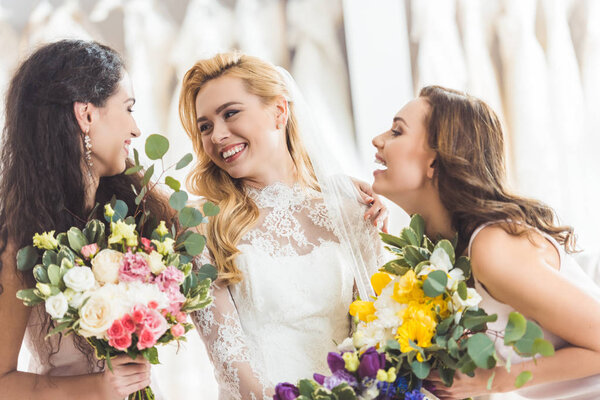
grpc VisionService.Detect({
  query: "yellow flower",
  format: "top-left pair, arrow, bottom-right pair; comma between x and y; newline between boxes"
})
349,300 -> 377,322
402,302 -> 437,332
104,204 -> 115,218
108,220 -> 138,247
396,318 -> 435,360
155,221 -> 169,237
32,230 -> 58,250
342,352 -> 359,372
152,237 -> 175,256
429,295 -> 451,319
371,272 -> 393,296
392,270 -> 425,304
376,367 -> 397,383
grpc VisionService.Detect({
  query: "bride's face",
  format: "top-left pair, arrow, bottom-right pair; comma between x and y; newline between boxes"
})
195,75 -> 287,184
371,98 -> 437,210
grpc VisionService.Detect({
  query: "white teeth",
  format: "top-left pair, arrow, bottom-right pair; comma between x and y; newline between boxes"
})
221,144 -> 245,159
375,158 -> 386,166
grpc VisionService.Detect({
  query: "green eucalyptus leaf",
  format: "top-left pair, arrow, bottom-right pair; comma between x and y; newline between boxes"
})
410,360 -> 431,379
515,371 -> 533,388
436,316 -> 454,335
169,191 -> 188,212
133,148 -> 140,165
125,165 -> 143,175
422,270 -> 447,297
197,264 -> 218,282
462,313 -> 497,331
487,370 -> 496,390
165,176 -> 181,192
67,227 -> 88,253
179,207 -> 204,228
145,134 -> 169,160
467,333 -> 496,369
183,232 -> 206,256
531,338 -> 555,357
455,256 -> 471,280
135,187 -> 147,206
141,164 -> 155,187
504,312 -> 527,345
438,366 -> 455,387
457,281 -> 468,300
447,338 -> 459,358
202,201 -> 220,217
176,153 -> 194,170
17,245 -> 38,271
110,199 -> 128,222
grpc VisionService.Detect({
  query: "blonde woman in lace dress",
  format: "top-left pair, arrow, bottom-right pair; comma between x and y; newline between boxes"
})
178,52 -> 386,400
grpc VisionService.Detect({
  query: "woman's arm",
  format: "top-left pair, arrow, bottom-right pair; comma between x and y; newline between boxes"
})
429,226 -> 600,399
0,241 -> 151,400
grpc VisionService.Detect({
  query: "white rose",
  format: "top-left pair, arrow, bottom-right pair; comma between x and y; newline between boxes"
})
452,287 -> 482,312
63,266 -> 95,292
78,289 -> 117,338
91,249 -> 123,285
142,251 -> 167,275
45,292 -> 68,319
64,288 -> 89,309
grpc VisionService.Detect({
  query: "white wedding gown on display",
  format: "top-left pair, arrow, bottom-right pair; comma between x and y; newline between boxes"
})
192,182 -> 383,400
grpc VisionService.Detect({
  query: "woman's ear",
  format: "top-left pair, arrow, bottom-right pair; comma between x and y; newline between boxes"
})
426,157 -> 437,179
73,102 -> 92,133
274,95 -> 288,129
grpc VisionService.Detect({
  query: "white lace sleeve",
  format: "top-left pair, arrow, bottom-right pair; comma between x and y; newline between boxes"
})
191,253 -> 273,400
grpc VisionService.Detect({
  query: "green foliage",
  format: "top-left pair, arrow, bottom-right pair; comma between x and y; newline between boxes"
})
422,270 -> 447,297
515,371 -> 533,388
169,191 -> 188,212
17,245 -> 38,271
145,134 -> 169,160
504,312 -> 527,344
175,153 -> 193,170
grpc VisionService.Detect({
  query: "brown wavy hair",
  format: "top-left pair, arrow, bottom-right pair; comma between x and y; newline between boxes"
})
419,85 -> 575,256
179,52 -> 317,285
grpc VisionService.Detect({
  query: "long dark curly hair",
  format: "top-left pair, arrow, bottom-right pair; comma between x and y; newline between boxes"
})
419,85 -> 575,256
0,40 -> 172,371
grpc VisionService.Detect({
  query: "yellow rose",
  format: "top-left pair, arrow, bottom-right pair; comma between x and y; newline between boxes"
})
32,230 -> 58,250
155,221 -> 169,237
78,290 -> 117,338
152,237 -> 175,256
371,272 -> 393,296
108,220 -> 137,247
91,249 -> 123,285
349,300 -> 376,322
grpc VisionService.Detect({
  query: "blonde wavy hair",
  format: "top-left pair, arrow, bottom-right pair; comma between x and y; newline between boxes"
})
179,52 -> 317,285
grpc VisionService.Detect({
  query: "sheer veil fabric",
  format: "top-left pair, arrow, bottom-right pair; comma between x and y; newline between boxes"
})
190,66 -> 384,399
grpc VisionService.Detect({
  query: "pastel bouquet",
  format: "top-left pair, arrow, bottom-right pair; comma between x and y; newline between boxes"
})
274,215 -> 555,400
15,135 -> 217,400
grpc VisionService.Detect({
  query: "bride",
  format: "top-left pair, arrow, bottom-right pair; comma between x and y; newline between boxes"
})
178,52 -> 386,399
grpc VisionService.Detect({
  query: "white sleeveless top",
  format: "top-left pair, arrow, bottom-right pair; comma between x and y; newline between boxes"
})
468,222 -> 600,399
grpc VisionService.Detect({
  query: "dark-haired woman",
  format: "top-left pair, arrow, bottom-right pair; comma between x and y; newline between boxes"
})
371,86 -> 600,399
0,40 -> 172,399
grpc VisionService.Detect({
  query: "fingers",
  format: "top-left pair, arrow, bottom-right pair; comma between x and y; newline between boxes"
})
111,354 -> 149,366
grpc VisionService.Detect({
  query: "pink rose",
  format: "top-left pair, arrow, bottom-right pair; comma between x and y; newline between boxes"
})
137,328 -> 156,350
175,312 -> 187,324
140,237 -> 154,253
119,251 -> 152,283
132,304 -> 147,325
109,333 -> 132,351
107,320 -> 125,340
155,266 -> 185,292
165,286 -> 186,315
143,308 -> 168,338
171,323 -> 185,338
121,314 -> 136,334
81,243 -> 100,259
148,301 -> 158,310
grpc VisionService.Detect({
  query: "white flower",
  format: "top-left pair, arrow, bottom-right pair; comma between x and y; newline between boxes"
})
78,288 -> 118,338
452,288 -> 482,312
63,266 -> 95,292
64,288 -> 89,309
45,292 -> 68,319
337,337 -> 355,352
142,251 -> 167,275
91,249 -> 123,285
446,268 -> 465,291
429,248 -> 453,273
121,281 -> 169,311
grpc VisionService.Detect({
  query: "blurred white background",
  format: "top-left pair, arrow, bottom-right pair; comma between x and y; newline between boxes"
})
2,0 -> 600,399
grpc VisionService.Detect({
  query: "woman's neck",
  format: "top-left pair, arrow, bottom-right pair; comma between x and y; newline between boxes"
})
83,171 -> 100,211
242,153 -> 298,189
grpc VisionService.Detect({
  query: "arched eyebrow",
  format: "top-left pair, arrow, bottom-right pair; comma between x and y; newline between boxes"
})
197,101 -> 242,123
393,116 -> 409,127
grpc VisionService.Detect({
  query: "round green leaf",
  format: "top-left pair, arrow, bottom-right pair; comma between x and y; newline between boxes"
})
410,360 -> 431,379
106,199 -> 128,222
514,320 -> 543,354
504,312 -> 527,345
125,165 -> 143,175
197,263 -> 218,281
145,134 -> 169,160
169,191 -> 189,212
531,338 -> 555,357
422,269 -> 448,297
457,281 -> 468,300
17,245 -> 39,271
183,232 -> 206,256
165,176 -> 181,192
33,265 -> 49,283
176,153 -> 193,170
515,371 -> 533,388
67,227 -> 88,253
179,207 -> 204,228
467,333 -> 496,369
202,201 -> 220,217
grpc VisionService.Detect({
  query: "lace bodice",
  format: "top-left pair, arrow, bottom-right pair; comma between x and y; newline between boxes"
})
191,182 -> 383,400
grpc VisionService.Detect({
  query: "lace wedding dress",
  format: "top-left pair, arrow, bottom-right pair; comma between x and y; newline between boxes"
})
191,182 -> 383,400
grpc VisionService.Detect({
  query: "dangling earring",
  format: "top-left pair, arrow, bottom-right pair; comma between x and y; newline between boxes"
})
84,128 -> 93,177
276,123 -> 283,130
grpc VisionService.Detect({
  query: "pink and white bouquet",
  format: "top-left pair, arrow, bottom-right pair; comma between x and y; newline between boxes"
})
16,134 -> 218,400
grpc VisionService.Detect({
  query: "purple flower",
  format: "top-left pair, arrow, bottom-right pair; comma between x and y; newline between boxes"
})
327,352 -> 345,373
323,370 -> 358,390
313,374 -> 326,385
404,389 -> 425,400
273,383 -> 299,400
358,347 -> 386,379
